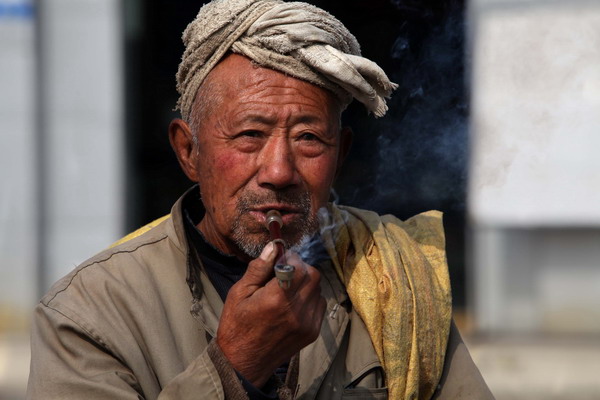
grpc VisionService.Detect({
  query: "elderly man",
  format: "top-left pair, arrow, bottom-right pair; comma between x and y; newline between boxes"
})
28,0 -> 493,399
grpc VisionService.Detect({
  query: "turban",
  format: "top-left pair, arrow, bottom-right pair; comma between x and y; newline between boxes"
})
176,0 -> 398,121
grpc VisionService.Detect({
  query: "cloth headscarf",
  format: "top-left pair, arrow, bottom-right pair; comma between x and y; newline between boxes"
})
176,0 -> 398,121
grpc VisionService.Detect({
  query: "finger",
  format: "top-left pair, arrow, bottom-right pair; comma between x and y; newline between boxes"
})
294,294 -> 327,346
316,296 -> 327,323
312,296 -> 327,335
241,242 -> 277,288
292,264 -> 322,302
284,252 -> 307,274
303,294 -> 327,327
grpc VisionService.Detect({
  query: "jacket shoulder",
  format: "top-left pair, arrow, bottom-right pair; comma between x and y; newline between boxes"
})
40,215 -> 182,309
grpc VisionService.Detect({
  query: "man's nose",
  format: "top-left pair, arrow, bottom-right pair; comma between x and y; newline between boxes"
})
257,136 -> 300,190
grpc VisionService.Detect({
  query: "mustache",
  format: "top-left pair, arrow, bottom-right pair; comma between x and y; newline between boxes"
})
236,190 -> 311,213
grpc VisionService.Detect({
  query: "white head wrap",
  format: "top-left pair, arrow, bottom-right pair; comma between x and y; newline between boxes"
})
176,0 -> 398,121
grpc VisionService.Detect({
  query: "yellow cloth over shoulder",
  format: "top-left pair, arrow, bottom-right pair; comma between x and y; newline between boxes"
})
109,214 -> 171,248
320,204 -> 452,400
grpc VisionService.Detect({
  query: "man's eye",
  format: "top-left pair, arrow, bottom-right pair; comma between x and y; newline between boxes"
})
238,130 -> 262,138
298,132 -> 319,141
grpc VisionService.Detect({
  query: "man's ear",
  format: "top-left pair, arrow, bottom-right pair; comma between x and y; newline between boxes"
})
169,118 -> 199,182
336,126 -> 353,175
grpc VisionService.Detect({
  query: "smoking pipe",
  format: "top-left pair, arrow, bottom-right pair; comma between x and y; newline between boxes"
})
265,210 -> 295,289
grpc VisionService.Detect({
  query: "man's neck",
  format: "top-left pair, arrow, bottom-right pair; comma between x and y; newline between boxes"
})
197,216 -> 253,263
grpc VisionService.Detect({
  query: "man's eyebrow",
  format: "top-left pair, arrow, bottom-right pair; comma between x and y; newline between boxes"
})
234,113 -> 329,127
290,114 -> 327,126
235,114 -> 277,125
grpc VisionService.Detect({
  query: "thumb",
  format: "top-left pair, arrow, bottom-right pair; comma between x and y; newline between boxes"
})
241,242 -> 277,288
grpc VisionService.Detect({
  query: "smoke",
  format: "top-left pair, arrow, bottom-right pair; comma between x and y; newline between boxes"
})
291,209 -> 331,266
335,2 -> 468,217
291,3 -> 469,263
291,192 -> 350,266
381,4 -> 467,212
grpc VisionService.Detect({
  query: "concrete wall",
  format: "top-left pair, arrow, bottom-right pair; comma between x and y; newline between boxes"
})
0,0 -> 37,327
38,0 -> 125,287
0,0 -> 124,323
468,0 -> 600,334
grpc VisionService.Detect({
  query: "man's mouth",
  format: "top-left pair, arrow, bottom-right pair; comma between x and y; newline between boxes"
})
249,205 -> 304,225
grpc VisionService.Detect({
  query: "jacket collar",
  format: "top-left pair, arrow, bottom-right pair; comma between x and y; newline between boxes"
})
167,185 -> 197,256
171,186 -> 224,337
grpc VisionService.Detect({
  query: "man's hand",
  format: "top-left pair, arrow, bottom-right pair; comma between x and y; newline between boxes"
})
216,242 -> 327,388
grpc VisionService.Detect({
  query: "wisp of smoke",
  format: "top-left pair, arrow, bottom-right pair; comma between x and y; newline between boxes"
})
292,208 -> 332,266
292,193 -> 350,266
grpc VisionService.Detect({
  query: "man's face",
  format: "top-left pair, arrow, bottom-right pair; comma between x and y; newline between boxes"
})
182,54 -> 349,260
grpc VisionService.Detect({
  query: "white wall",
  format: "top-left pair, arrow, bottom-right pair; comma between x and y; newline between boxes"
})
470,1 -> 600,227
468,0 -> 600,334
1,1 -> 124,396
39,0 -> 125,286
0,0 -> 37,321
0,0 -> 124,319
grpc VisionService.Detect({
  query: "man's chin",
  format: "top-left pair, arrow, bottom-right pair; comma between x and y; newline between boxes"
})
231,226 -> 316,260
231,231 -> 270,260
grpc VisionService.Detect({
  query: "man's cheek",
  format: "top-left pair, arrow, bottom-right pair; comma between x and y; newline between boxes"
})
200,154 -> 245,196
215,152 -> 251,173
303,157 -> 336,187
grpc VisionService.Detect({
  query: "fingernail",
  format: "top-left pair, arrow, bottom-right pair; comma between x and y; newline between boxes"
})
259,242 -> 275,261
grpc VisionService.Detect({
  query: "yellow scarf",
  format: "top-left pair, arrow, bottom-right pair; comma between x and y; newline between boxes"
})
110,214 -> 171,248
320,204 -> 451,400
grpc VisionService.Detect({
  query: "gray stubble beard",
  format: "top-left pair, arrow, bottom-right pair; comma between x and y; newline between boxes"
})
230,190 -> 319,259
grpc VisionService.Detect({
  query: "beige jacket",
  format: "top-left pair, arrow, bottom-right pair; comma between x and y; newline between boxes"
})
27,192 -> 493,399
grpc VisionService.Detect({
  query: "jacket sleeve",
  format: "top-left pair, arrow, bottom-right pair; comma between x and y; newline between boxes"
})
27,303 -> 239,400
431,321 -> 495,399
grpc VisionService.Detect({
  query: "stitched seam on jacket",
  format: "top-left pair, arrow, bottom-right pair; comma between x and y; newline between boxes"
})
44,235 -> 169,306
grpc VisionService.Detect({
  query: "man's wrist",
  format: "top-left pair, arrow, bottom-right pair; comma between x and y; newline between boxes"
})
216,336 -> 274,388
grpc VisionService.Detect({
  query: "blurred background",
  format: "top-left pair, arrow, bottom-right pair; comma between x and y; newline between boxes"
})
1,0 -> 599,398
